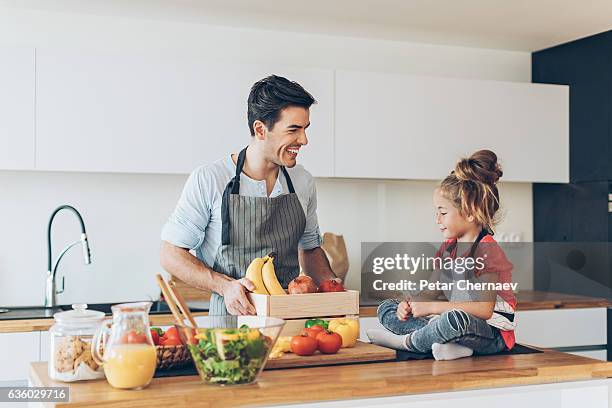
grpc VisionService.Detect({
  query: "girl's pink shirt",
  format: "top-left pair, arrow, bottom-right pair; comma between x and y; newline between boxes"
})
435,234 -> 516,349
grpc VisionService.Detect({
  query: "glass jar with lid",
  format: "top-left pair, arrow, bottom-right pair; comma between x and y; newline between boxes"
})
48,303 -> 106,382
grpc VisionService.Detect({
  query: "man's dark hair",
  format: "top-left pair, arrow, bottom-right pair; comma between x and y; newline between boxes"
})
247,75 -> 316,136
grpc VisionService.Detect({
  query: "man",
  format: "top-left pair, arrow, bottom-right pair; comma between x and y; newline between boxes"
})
160,75 -> 337,315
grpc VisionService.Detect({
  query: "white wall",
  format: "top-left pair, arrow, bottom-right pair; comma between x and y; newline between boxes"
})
0,6 -> 533,306
317,179 -> 534,292
0,171 -> 185,306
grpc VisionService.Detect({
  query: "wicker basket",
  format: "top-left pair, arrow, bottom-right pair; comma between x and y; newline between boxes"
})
156,344 -> 192,370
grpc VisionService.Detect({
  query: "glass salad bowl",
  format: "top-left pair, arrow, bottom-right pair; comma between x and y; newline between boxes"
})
176,315 -> 285,386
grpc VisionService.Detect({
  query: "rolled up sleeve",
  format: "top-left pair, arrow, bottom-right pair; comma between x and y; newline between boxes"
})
298,176 -> 323,250
161,168 -> 210,250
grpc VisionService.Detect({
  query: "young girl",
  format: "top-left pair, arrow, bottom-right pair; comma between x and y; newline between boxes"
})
368,150 -> 517,360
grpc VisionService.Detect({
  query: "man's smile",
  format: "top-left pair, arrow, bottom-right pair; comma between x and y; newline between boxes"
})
286,146 -> 300,158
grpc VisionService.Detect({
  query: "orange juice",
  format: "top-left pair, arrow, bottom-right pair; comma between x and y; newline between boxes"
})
103,344 -> 157,389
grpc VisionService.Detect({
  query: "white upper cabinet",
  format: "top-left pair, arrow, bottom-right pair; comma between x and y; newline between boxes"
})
0,47 -> 35,170
32,53 -> 569,180
334,70 -> 569,183
35,49 -> 334,176
187,64 -> 334,178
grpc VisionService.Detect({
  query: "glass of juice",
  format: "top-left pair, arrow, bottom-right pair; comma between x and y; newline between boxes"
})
92,302 -> 157,390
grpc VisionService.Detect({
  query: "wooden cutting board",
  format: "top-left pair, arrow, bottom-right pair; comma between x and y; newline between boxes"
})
264,341 -> 396,369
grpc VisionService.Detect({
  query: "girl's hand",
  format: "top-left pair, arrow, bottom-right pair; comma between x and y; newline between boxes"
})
396,301 -> 412,321
408,301 -> 433,318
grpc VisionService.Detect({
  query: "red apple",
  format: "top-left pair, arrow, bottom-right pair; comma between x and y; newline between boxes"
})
318,279 -> 345,293
288,276 -> 318,294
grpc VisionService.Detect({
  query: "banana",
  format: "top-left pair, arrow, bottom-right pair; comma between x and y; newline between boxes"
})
270,336 -> 292,357
245,256 -> 270,295
261,256 -> 287,295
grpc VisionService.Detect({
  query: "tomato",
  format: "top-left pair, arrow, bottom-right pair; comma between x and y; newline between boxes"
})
151,327 -> 163,336
125,330 -> 147,344
150,329 -> 160,346
290,334 -> 318,356
315,330 -> 342,354
164,326 -> 180,340
160,336 -> 182,346
302,325 -> 325,339
305,319 -> 328,329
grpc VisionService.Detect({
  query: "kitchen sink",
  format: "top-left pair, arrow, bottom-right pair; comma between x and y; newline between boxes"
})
0,300 -> 209,320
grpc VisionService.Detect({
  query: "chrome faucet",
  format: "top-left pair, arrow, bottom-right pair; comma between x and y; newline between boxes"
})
45,205 -> 92,307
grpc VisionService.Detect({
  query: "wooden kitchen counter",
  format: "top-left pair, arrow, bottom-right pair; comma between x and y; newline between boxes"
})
29,350 -> 612,407
359,290 -> 612,316
513,290 -> 611,310
3,291 -> 609,333
0,313 -> 209,333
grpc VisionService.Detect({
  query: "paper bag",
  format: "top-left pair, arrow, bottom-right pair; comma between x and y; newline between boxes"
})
320,232 -> 349,283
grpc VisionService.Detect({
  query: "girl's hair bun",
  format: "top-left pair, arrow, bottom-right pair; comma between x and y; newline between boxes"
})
454,149 -> 503,185
440,149 -> 503,233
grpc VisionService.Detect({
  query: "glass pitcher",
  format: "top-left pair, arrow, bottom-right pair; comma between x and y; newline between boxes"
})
92,302 -> 157,390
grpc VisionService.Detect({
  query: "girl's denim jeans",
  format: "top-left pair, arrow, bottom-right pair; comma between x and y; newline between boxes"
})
377,299 -> 507,354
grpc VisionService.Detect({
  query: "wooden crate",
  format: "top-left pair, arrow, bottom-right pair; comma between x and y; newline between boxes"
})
247,290 -> 359,319
247,290 -> 360,337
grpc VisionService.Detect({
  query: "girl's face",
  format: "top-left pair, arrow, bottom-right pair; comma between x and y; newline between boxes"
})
433,188 -> 476,240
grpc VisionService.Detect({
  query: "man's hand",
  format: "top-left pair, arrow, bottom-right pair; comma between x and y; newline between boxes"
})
221,278 -> 256,315
396,300 -> 412,321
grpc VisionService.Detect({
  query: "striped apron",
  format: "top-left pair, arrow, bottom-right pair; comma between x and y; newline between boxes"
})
209,146 -> 307,315
441,229 -> 517,330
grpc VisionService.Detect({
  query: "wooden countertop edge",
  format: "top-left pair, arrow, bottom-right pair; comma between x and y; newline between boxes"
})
359,299 -> 612,317
3,296 -> 611,332
29,351 -> 612,408
0,313 -> 210,334
358,301 -> 612,318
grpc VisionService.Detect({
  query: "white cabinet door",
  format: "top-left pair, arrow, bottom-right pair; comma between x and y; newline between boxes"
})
514,308 -> 607,348
335,70 -> 569,183
36,49 -> 333,176
185,64 -> 333,177
39,331 -> 50,363
0,332 -> 40,381
0,47 -> 35,170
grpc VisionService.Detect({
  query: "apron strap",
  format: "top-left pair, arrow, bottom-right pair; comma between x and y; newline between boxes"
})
281,166 -> 296,194
230,147 -> 248,194
221,147 -> 247,245
468,228 -> 489,258
221,146 -> 298,245
220,180 -> 234,246
445,228 -> 489,258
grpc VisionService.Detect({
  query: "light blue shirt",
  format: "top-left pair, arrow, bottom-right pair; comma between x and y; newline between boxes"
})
161,155 -> 322,269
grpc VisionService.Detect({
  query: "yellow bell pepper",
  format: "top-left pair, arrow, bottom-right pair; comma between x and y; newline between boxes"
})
245,329 -> 260,341
328,318 -> 359,348
218,332 -> 240,342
